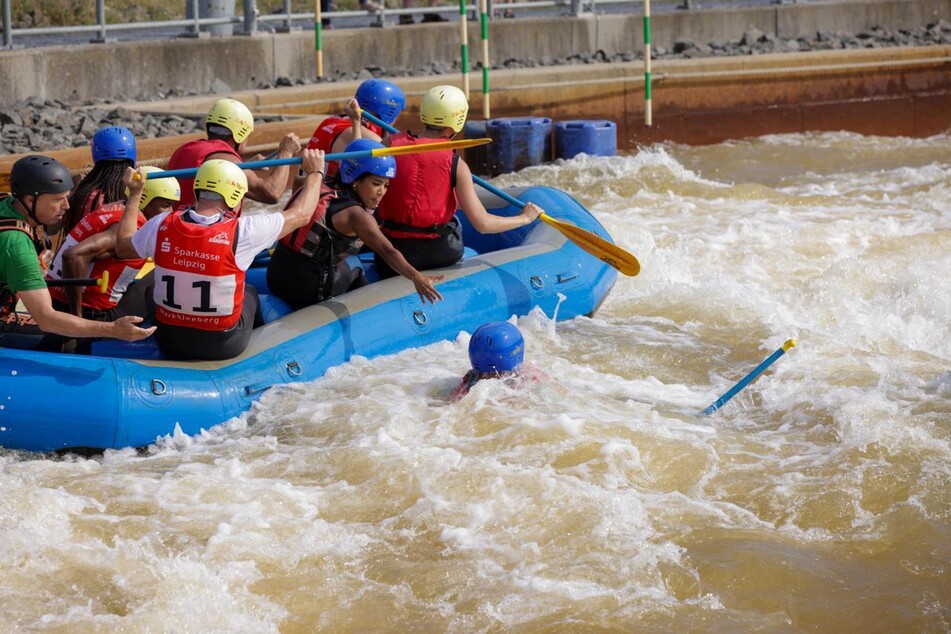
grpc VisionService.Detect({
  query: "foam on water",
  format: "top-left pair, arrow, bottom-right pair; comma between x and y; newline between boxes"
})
1,132 -> 949,631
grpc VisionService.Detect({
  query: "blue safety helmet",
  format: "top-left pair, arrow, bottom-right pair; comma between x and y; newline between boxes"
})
91,126 -> 137,164
354,79 -> 406,126
468,322 -> 525,374
339,139 -> 396,184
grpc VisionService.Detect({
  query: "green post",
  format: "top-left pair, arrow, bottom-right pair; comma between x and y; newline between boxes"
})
480,0 -> 490,118
643,0 -> 652,126
460,0 -> 470,98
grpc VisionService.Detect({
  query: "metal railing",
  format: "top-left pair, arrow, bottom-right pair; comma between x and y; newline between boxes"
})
1,0 -> 695,49
3,0 -> 241,46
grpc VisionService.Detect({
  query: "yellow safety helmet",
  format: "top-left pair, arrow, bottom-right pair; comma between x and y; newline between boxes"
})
419,85 -> 469,133
193,159 -> 248,210
205,98 -> 254,144
131,166 -> 182,211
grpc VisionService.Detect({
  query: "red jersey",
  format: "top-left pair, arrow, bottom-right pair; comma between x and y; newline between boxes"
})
151,210 -> 245,331
46,202 -> 148,311
307,116 -> 384,179
166,139 -> 242,209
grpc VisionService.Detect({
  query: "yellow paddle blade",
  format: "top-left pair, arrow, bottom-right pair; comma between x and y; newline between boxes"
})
370,138 -> 492,158
539,213 -> 640,276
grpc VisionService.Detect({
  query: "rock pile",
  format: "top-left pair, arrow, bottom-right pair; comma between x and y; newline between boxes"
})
0,99 -> 204,156
661,19 -> 951,58
1,20 -> 948,156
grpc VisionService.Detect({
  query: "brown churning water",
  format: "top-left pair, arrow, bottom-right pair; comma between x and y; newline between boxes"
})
1,131 -> 948,632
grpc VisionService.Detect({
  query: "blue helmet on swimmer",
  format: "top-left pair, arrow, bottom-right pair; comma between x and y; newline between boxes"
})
91,126 -> 137,164
468,322 -> 525,374
339,139 -> 396,184
354,79 -> 406,125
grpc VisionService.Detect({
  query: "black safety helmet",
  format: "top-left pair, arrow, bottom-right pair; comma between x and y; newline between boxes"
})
9,155 -> 74,223
10,155 -> 74,197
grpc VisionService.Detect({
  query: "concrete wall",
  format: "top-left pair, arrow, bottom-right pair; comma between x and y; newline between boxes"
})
0,0 -> 947,107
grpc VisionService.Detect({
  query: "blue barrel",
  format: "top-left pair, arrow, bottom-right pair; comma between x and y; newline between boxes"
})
485,117 -> 552,175
462,120 -> 490,177
554,120 -> 617,159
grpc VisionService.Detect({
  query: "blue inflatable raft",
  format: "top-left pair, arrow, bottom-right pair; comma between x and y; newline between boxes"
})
0,186 -> 618,453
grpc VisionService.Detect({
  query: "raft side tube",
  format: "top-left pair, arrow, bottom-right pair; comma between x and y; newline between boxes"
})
0,186 -> 618,452
0,353 -> 121,452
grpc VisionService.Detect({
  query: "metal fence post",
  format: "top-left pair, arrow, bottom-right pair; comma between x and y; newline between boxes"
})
189,0 -> 201,36
277,0 -> 298,32
243,0 -> 258,34
2,0 -> 12,48
90,0 -> 110,43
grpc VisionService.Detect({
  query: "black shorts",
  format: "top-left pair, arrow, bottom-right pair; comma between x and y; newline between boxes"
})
155,286 -> 262,361
374,217 -> 464,279
266,245 -> 366,309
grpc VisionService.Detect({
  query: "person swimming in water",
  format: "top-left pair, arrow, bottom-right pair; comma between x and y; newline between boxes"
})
451,321 -> 561,400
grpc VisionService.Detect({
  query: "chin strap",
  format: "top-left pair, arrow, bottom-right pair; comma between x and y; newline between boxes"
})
9,193 -> 42,226
27,196 -> 40,224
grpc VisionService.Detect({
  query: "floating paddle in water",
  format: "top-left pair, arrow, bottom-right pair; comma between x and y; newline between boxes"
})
358,108 -> 641,277
701,339 -> 797,416
46,270 -> 110,294
143,138 -> 493,180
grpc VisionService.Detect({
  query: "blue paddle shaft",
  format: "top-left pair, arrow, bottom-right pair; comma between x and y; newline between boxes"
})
360,109 -> 526,209
361,108 -> 399,134
702,343 -> 792,416
146,149 -> 377,180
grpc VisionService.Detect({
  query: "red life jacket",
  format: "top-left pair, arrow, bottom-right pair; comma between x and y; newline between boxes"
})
166,139 -> 242,209
46,202 -> 148,311
278,184 -> 337,257
151,210 -> 245,331
307,116 -> 384,179
375,131 -> 457,240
